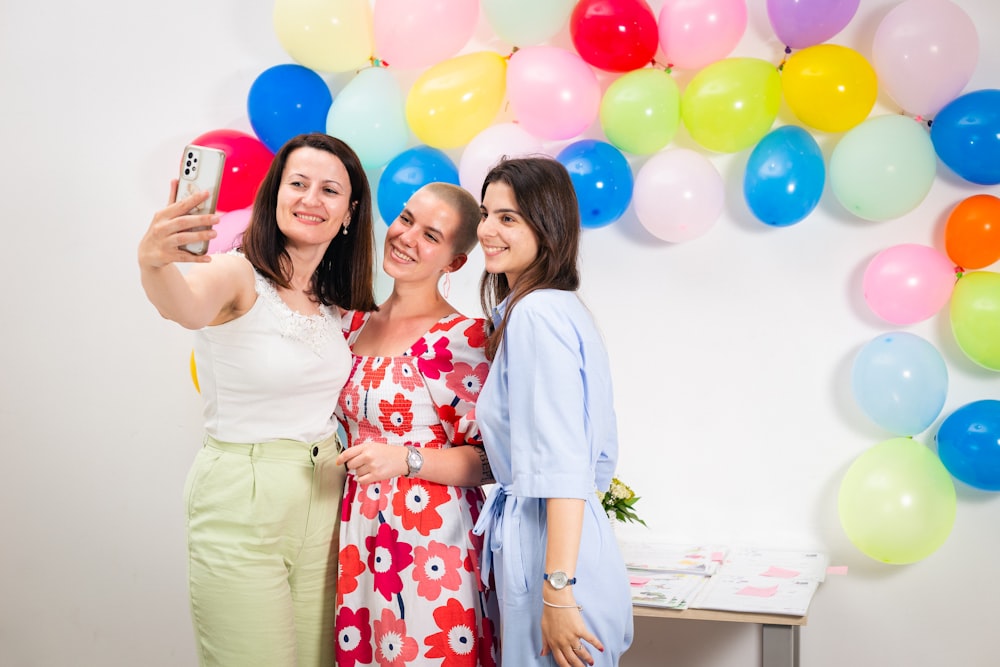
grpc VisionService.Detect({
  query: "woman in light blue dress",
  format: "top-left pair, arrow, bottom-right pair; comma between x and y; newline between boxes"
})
473,157 -> 634,666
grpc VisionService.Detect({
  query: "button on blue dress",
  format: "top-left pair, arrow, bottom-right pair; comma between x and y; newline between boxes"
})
474,289 -> 634,665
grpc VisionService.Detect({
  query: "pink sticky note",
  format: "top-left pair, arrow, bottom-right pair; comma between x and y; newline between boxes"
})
761,566 -> 800,578
711,551 -> 725,562
826,565 -> 848,575
630,575 -> 651,586
736,585 -> 779,598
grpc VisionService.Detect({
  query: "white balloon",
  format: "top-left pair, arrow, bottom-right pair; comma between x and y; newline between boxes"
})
633,149 -> 724,243
458,123 -> 547,198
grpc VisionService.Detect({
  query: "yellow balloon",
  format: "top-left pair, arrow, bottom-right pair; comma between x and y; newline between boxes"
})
405,52 -> 507,149
782,44 -> 877,133
190,350 -> 200,394
273,0 -> 373,73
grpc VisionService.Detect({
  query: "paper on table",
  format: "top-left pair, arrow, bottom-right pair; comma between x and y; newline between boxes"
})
630,571 -> 710,610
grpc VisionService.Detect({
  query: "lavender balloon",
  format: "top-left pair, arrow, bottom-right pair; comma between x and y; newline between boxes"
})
766,0 -> 860,49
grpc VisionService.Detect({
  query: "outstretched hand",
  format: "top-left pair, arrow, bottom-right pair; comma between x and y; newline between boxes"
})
137,181 -> 220,269
337,441 -> 408,485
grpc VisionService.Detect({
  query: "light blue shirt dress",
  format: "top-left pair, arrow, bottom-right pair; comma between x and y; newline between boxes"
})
474,289 -> 634,665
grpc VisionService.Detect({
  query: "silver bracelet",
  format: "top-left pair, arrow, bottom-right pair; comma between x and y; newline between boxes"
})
542,599 -> 583,610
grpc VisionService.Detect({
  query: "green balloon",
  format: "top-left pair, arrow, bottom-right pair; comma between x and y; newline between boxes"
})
839,438 -> 956,564
680,58 -> 781,153
950,270 -> 1000,371
600,69 -> 680,156
829,115 -> 937,221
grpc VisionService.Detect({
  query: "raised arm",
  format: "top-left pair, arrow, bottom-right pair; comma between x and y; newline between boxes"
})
138,183 -> 254,329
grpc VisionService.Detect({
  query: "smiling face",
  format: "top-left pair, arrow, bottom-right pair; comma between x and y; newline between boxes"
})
478,181 -> 540,288
383,188 -> 466,285
275,146 -> 353,249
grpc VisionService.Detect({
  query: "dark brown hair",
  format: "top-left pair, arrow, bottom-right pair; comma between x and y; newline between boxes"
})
479,157 -> 581,359
240,133 -> 377,311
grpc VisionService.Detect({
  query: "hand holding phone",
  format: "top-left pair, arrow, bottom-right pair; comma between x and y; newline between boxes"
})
172,145 -> 226,255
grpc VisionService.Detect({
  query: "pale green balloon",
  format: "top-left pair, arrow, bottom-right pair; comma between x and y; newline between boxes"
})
829,115 -> 936,221
950,270 -> 1000,371
680,58 -> 781,153
327,68 -> 409,170
839,438 -> 956,565
482,0 -> 575,46
600,68 -> 680,156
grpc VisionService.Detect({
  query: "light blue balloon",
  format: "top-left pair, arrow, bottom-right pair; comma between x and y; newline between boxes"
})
930,89 -> 1000,186
744,125 -> 825,227
482,0 -> 575,46
376,146 -> 458,224
556,140 -> 634,229
937,399 -> 1000,491
327,68 -> 409,171
851,332 -> 948,436
830,114 -> 936,221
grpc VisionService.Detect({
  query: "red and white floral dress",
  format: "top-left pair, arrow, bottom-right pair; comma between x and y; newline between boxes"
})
334,311 -> 500,667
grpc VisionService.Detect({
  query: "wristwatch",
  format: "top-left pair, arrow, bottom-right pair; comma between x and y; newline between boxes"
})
543,571 -> 577,590
404,445 -> 423,478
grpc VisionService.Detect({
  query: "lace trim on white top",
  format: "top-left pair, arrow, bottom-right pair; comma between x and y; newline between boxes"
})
254,271 -> 338,355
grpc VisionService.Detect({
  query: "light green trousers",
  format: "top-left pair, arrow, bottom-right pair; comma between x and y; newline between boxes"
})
184,433 -> 345,667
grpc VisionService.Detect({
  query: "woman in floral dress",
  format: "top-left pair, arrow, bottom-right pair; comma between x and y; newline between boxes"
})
334,183 -> 500,667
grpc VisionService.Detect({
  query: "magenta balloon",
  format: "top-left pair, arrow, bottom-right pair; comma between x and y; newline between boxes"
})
766,0 -> 860,49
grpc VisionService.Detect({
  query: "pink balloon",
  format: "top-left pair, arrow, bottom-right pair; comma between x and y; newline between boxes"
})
863,244 -> 958,325
507,46 -> 601,140
633,149 -> 724,242
208,207 -> 253,255
872,0 -> 979,117
766,0 -> 860,49
658,0 -> 748,71
459,123 -> 547,198
373,0 -> 479,70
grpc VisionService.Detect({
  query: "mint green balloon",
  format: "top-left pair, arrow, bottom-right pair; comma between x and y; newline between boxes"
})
829,114 -> 936,221
600,68 -> 680,156
680,58 -> 781,153
327,68 -> 409,170
950,270 -> 1000,371
482,0 -> 575,46
839,438 -> 956,564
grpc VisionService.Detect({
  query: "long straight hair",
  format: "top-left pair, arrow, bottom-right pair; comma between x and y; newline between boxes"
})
479,157 -> 581,359
240,133 -> 377,311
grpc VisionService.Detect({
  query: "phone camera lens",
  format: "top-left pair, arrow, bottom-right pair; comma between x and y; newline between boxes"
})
187,151 -> 194,159
184,168 -> 192,176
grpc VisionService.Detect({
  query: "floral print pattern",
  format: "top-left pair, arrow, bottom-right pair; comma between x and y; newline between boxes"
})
335,313 -> 499,665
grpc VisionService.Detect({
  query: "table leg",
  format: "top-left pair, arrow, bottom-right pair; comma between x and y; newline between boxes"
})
761,624 -> 799,667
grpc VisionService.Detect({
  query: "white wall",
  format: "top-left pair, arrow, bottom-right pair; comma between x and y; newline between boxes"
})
1,1 -> 997,665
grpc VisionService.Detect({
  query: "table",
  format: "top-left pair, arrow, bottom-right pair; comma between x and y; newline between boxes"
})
633,606 -> 805,667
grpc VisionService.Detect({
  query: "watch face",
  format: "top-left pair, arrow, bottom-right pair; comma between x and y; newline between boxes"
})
547,571 -> 569,589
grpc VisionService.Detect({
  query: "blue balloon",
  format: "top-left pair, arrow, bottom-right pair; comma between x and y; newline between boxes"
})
556,140 -> 633,229
930,89 -> 1000,185
376,146 -> 458,224
744,126 -> 825,227
937,399 -> 1000,491
248,64 -> 333,154
851,332 -> 949,436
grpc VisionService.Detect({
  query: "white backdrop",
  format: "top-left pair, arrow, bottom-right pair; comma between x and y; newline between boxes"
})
1,1 -> 998,665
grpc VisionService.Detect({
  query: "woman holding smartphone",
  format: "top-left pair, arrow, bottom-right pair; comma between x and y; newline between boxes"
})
473,157 -> 634,666
137,133 -> 376,667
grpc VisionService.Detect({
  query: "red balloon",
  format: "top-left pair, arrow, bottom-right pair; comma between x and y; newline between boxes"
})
570,0 -> 658,73
190,129 -> 274,211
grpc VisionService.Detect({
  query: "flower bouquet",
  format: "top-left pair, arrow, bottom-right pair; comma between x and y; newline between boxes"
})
600,477 -> 646,526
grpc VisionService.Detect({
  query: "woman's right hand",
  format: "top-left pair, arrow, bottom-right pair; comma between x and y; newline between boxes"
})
138,181 -> 219,270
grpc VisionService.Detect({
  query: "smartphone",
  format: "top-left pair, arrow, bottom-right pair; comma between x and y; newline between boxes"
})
173,144 -> 226,255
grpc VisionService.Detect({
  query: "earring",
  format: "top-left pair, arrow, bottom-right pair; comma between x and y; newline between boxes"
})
441,271 -> 451,299
342,225 -> 349,236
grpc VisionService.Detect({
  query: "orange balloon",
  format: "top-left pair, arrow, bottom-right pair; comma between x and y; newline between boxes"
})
945,194 -> 1000,270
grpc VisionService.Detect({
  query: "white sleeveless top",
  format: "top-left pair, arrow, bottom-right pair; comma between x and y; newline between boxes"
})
193,267 -> 351,444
